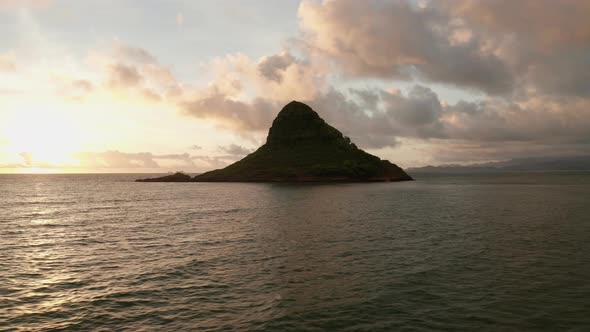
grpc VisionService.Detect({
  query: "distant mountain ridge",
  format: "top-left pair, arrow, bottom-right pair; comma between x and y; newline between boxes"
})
409,155 -> 590,173
138,101 -> 413,182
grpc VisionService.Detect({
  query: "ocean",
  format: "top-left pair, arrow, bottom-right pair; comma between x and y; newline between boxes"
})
1,172 -> 589,331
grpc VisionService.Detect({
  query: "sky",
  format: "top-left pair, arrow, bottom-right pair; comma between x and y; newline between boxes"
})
1,0 -> 589,173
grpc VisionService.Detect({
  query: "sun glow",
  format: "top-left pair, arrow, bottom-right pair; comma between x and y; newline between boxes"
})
2,102 -> 82,168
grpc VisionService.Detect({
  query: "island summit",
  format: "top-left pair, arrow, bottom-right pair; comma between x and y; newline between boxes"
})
137,101 -> 413,183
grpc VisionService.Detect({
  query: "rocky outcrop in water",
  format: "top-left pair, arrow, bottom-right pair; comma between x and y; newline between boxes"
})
138,101 -> 413,183
136,172 -> 191,182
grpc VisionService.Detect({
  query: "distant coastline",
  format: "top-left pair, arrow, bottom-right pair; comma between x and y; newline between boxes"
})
408,155 -> 590,173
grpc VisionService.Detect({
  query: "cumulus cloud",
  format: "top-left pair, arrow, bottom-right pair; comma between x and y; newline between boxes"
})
297,0 -> 590,98
258,52 -> 297,82
445,0 -> 590,50
177,72 -> 590,155
82,42 -> 181,102
332,86 -> 590,146
444,0 -> 590,97
298,0 -> 513,94
175,51 -> 327,133
208,52 -> 324,102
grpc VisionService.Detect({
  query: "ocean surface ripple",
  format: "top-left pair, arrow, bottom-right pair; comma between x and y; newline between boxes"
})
1,172 -> 589,331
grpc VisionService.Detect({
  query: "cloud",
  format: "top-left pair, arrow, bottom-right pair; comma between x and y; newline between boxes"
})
54,78 -> 94,100
218,144 -> 253,156
208,52 -> 324,102
297,0 -> 513,95
258,52 -> 297,82
0,149 -> 247,172
443,0 -> 590,97
84,42 -> 180,101
72,79 -> 93,92
72,151 -> 196,169
0,53 -> 17,72
179,86 -> 279,131
0,150 -> 198,171
54,33 -> 590,166
84,4 -> 587,162
176,50 -> 327,133
445,0 -> 590,50
7,3 -> 585,168
107,63 -> 143,88
297,0 -> 590,98
191,155 -> 240,170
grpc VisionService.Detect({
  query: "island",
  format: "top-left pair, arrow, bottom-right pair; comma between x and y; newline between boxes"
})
137,101 -> 413,182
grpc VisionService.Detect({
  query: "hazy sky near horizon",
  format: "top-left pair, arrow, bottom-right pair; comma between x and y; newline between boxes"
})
1,0 -> 589,173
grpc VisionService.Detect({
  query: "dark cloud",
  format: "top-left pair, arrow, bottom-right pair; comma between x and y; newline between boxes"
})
258,53 -> 296,82
306,89 -> 400,149
178,81 -> 590,159
306,86 -> 442,147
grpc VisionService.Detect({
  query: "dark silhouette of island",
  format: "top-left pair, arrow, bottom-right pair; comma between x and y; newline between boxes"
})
137,101 -> 413,183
